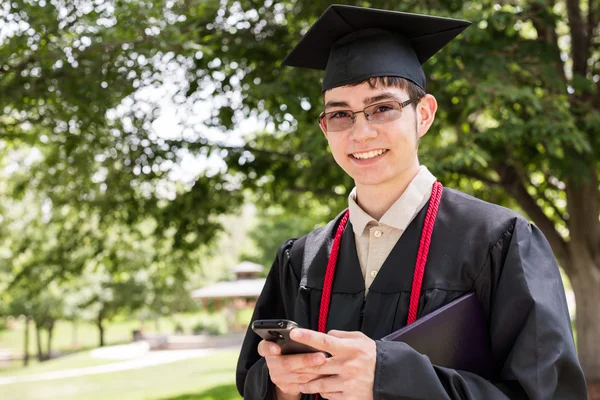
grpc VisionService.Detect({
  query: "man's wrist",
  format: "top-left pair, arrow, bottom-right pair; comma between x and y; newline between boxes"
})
273,385 -> 301,400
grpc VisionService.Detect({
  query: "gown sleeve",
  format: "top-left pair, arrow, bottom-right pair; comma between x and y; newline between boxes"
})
236,239 -> 303,399
373,218 -> 588,400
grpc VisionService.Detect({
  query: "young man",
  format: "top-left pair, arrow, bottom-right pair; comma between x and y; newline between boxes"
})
236,5 -> 587,400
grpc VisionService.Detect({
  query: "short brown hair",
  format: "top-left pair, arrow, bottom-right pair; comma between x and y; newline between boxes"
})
323,76 -> 426,109
347,76 -> 426,108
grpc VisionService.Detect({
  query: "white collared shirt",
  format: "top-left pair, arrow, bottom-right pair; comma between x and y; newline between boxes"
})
348,166 -> 436,295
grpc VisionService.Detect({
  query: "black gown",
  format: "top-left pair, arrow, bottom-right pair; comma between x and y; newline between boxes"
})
236,188 -> 587,399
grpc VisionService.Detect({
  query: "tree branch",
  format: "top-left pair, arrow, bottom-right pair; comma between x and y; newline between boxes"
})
165,138 -> 311,161
494,163 -> 569,267
566,0 -> 589,76
587,0 -> 595,52
220,142 -> 311,160
454,168 -> 502,187
532,183 -> 568,226
526,1 -> 568,86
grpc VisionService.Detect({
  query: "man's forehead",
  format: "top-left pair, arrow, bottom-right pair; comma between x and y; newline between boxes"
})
323,84 -> 409,107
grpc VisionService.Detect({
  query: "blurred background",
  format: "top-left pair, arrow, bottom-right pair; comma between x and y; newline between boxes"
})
0,0 -> 599,399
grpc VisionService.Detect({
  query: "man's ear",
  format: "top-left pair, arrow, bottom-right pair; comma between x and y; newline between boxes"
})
319,119 -> 328,138
417,94 -> 437,139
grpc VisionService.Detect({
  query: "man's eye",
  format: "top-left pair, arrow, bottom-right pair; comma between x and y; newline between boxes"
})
374,105 -> 393,113
330,111 -> 351,119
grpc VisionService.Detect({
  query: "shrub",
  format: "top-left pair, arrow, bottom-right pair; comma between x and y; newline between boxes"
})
192,321 -> 222,336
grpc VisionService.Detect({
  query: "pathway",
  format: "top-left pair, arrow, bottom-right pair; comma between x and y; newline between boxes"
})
0,342 -> 240,386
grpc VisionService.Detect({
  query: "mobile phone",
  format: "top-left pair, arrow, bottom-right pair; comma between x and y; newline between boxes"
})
251,319 -> 324,355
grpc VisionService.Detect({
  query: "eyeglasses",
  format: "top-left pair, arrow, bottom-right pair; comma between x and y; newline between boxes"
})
318,98 -> 421,132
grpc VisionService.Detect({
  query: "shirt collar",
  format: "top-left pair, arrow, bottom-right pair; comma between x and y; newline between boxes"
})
347,166 -> 437,236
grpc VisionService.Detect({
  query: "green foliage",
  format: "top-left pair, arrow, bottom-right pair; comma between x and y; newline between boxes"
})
236,307 -> 254,328
0,0 -> 244,281
191,320 -> 222,336
188,0 -> 598,224
241,204 -> 332,270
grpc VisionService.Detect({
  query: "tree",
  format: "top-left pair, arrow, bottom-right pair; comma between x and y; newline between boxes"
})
0,0 -> 242,279
242,204 -> 332,271
30,288 -> 63,361
3,292 -> 34,366
185,0 -> 600,390
0,157 -> 205,351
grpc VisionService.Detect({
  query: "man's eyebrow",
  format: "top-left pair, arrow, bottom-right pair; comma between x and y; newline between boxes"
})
324,92 -> 400,110
324,100 -> 350,110
362,92 -> 400,105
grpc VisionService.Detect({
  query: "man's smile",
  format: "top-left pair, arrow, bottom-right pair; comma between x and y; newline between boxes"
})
350,149 -> 389,160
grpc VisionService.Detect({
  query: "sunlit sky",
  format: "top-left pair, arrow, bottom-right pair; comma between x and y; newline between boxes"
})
144,80 -> 263,184
0,0 -> 266,188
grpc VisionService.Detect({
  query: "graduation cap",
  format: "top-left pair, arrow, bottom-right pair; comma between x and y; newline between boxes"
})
281,4 -> 471,92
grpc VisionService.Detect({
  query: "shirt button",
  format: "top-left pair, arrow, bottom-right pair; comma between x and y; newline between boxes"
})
370,270 -> 378,278
373,230 -> 383,238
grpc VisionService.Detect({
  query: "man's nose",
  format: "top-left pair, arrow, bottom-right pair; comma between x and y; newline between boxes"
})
349,113 -> 377,142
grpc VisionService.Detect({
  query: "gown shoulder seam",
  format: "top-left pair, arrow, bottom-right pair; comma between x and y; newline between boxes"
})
472,218 -> 518,288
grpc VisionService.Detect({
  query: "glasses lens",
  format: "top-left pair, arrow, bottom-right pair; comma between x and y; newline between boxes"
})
366,102 -> 402,124
324,111 -> 353,132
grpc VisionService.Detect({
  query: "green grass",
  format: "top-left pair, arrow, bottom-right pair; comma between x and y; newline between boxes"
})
160,384 -> 239,400
0,319 -> 141,356
0,350 -> 119,377
0,312 -> 228,358
0,349 -> 241,400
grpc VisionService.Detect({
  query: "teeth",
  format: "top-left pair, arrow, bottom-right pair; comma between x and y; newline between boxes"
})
352,149 -> 387,159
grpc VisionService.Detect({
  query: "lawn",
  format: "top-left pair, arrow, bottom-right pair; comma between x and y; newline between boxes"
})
0,349 -> 241,400
0,350 -> 119,377
0,312 -> 228,358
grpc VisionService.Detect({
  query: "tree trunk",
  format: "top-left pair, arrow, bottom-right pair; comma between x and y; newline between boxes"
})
34,321 -> 44,362
23,316 -> 30,367
72,319 -> 78,347
564,174 -> 600,400
569,256 -> 600,400
97,309 -> 105,347
46,320 -> 54,360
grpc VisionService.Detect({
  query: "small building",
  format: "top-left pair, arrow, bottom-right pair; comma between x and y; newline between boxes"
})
191,261 -> 266,331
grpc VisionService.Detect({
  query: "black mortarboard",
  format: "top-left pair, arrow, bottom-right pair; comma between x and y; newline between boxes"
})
281,5 -> 471,92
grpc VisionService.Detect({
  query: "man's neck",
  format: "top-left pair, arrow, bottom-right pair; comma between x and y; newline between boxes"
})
355,165 -> 420,221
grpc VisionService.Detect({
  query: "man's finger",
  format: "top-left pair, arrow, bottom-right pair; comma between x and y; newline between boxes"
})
295,357 -> 340,375
290,328 -> 344,354
327,329 -> 363,339
257,340 -> 281,357
268,351 -> 326,372
320,393 -> 344,400
299,375 -> 344,394
292,373 -> 321,384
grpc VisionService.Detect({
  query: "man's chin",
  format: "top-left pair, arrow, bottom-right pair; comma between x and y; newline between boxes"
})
351,175 -> 391,187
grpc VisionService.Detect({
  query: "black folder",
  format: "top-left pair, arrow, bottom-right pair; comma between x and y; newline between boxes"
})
381,293 -> 495,379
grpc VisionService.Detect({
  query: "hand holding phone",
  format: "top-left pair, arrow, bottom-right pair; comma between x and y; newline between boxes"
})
252,319 -> 324,355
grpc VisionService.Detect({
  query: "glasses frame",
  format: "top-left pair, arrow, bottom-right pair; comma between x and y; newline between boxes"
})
318,97 -> 421,132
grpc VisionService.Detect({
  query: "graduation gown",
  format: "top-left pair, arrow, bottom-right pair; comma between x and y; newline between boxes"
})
236,188 -> 587,399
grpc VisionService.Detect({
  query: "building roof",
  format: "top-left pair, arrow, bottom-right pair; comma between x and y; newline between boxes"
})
190,278 -> 266,299
231,261 -> 264,274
